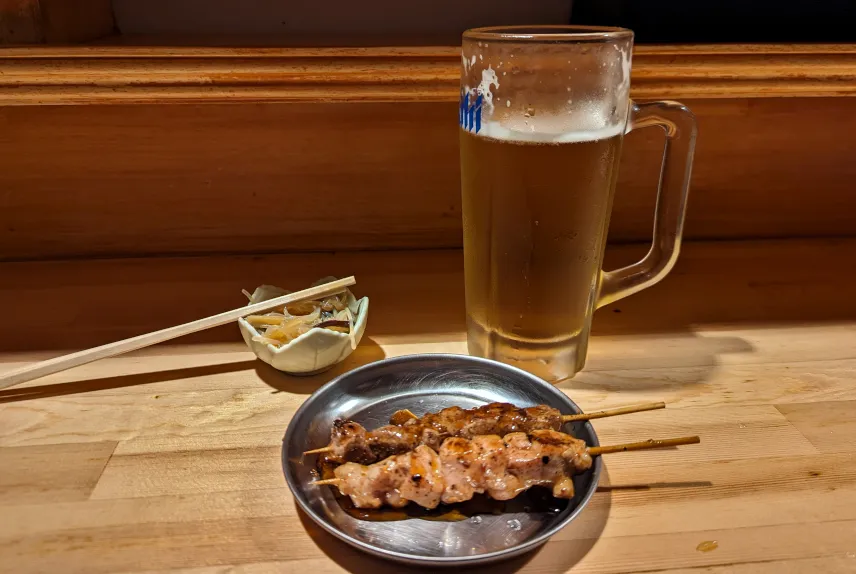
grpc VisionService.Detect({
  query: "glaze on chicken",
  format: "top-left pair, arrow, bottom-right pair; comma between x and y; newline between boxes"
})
326,402 -> 565,464
328,429 -> 592,509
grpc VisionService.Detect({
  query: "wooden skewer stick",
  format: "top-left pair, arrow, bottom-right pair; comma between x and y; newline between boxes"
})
314,478 -> 342,486
302,402 -> 668,457
561,401 -> 666,422
587,435 -> 700,456
312,435 -> 701,485
0,276 -> 356,392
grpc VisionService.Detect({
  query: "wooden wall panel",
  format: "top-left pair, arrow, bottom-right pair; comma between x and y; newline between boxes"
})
616,97 -> 856,242
2,96 -> 856,260
111,0 -> 570,38
0,239 -> 854,352
0,0 -> 42,43
0,102 -> 463,260
38,0 -> 113,44
0,0 -> 113,44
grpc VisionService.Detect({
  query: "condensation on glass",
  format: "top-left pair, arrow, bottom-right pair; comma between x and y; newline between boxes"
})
459,26 -> 697,382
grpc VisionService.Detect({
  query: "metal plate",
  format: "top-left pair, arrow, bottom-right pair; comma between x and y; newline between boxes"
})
282,354 -> 601,567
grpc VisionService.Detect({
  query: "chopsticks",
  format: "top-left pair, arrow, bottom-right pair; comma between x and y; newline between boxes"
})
0,276 -> 356,391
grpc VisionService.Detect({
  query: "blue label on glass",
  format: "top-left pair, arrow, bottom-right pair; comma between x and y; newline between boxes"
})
459,90 -> 483,134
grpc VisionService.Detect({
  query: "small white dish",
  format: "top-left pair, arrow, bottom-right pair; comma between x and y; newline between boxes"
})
238,280 -> 368,375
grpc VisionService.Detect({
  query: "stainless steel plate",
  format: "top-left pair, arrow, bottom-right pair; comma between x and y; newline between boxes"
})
282,354 -> 602,566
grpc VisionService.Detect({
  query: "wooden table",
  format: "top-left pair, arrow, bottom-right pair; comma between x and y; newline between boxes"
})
2,245 -> 856,573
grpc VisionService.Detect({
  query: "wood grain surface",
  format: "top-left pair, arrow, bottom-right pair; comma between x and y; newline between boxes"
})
1,244 -> 855,573
3,96 -> 856,260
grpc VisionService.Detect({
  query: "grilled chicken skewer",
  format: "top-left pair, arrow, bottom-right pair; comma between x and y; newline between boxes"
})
304,401 -> 665,464
314,430 -> 699,509
389,401 -> 666,426
318,429 -> 590,509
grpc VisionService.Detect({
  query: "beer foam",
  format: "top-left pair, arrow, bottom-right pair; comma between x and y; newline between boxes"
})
477,67 -> 500,114
476,113 -> 626,144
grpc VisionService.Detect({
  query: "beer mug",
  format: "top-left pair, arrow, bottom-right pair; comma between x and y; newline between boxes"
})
459,26 -> 697,382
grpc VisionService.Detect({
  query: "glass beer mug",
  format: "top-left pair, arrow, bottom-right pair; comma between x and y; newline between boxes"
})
459,26 -> 697,382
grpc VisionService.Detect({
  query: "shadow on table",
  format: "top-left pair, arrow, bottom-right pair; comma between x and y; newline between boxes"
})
0,359 -> 260,403
298,467 -> 614,573
0,337 -> 387,403
255,337 -> 387,395
562,331 -> 756,394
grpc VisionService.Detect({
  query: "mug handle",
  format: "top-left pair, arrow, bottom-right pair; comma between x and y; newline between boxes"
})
596,100 -> 698,308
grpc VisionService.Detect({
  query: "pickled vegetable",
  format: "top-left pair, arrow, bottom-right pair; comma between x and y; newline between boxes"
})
244,286 -> 356,347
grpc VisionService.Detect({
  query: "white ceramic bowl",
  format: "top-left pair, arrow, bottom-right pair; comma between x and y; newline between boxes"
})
238,281 -> 368,375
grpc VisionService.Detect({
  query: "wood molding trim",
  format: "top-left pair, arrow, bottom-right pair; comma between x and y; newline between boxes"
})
2,44 -> 856,105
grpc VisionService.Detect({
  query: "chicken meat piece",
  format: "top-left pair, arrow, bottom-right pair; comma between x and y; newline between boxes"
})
325,403 -> 567,465
334,445 -> 444,509
329,430 -> 592,509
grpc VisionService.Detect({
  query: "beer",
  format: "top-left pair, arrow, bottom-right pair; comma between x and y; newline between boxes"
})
459,26 -> 696,382
460,122 -> 624,380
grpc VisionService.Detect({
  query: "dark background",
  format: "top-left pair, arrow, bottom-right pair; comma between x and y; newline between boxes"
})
570,0 -> 856,43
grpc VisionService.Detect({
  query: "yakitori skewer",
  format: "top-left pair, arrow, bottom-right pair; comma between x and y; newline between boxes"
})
586,436 -> 700,455
387,401 -> 666,426
313,430 -> 699,509
387,402 -> 665,425
560,402 -> 667,422
303,401 -> 667,463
